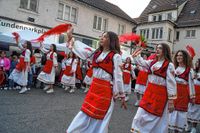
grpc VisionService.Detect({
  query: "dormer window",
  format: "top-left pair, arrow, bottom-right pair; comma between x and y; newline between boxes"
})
158,15 -> 162,21
167,13 -> 172,20
153,16 -> 157,22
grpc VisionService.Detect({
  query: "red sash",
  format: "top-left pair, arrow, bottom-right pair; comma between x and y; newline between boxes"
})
63,66 -> 73,76
76,65 -> 83,80
0,69 -> 5,85
86,67 -> 93,78
16,57 -> 26,71
81,78 -> 112,120
123,71 -> 131,84
194,85 -> 200,104
136,71 -> 148,86
174,83 -> 189,112
139,82 -> 167,117
42,60 -> 53,74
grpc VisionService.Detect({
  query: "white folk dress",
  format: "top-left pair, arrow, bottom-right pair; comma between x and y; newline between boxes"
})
168,67 -> 195,132
131,56 -> 177,133
134,66 -> 148,95
9,43 -> 30,86
187,72 -> 200,124
67,48 -> 124,133
123,64 -> 136,94
37,48 -> 58,85
61,58 -> 77,87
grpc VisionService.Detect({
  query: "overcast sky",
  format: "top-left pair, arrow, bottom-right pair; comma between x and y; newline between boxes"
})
106,0 -> 151,18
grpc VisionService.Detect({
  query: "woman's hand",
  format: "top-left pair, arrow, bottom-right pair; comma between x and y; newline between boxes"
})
132,47 -> 143,58
168,99 -> 174,113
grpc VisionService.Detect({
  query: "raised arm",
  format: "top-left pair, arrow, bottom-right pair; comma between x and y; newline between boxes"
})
40,43 -> 49,54
71,41 -> 95,61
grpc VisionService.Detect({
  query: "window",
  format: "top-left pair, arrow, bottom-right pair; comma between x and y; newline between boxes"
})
160,28 -> 163,39
93,15 -> 108,31
152,28 -> 155,39
20,0 -> 38,12
168,28 -> 172,42
140,29 -> 149,39
176,31 -> 180,40
57,3 -> 78,23
186,30 -> 196,38
151,27 -> 163,39
158,15 -> 162,21
118,24 -> 126,35
167,13 -> 172,20
153,16 -> 157,21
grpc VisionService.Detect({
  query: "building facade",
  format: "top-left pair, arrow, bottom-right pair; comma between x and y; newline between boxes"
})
0,0 -> 136,51
135,0 -> 200,61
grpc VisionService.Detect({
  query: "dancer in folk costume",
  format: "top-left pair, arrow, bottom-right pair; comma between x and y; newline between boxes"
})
131,43 -> 177,133
66,31 -> 127,133
168,50 -> 195,133
122,57 -> 136,101
134,53 -> 157,106
134,54 -> 149,106
83,59 -> 93,93
59,53 -> 67,86
61,52 -> 78,93
9,39 -> 33,94
187,59 -> 200,133
37,44 -> 58,94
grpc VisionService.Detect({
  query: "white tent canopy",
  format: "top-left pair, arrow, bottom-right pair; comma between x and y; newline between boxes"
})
0,30 -> 68,52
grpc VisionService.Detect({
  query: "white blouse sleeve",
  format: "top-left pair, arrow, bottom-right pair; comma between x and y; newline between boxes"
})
131,65 -> 136,79
72,42 -> 95,61
53,53 -> 58,67
40,45 -> 49,54
18,43 -> 24,50
24,49 -> 31,63
166,63 -> 177,99
188,69 -> 195,98
112,54 -> 125,97
71,59 -> 78,73
133,56 -> 152,69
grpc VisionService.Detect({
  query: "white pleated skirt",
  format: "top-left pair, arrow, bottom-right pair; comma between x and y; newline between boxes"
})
67,99 -> 114,133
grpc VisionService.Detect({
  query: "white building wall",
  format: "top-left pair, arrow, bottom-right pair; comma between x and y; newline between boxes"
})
174,27 -> 200,61
136,22 -> 175,50
0,0 -> 134,40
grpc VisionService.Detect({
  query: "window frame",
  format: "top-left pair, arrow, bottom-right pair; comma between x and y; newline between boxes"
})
186,30 -> 196,38
57,2 -> 78,24
151,27 -> 163,39
118,24 -> 126,35
19,0 -> 39,12
93,15 -> 108,32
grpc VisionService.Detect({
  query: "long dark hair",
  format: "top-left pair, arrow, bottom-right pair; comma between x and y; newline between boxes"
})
173,50 -> 192,69
26,41 -> 33,57
99,31 -> 120,54
195,58 -> 200,73
157,43 -> 172,62
51,44 -> 57,53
